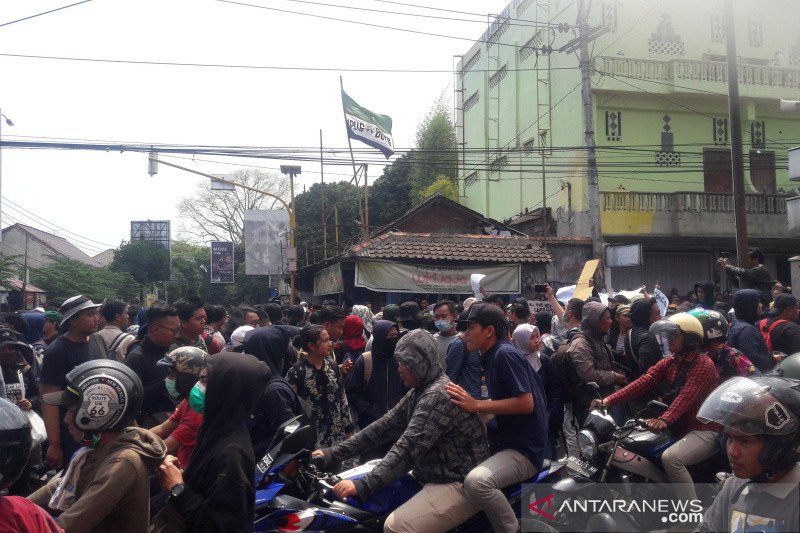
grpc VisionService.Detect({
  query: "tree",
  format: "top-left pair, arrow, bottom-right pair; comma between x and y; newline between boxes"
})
418,176 -> 459,202
409,95 -> 458,203
176,169 -> 289,244
111,240 -> 170,285
295,181 -> 363,266
368,154 -> 413,228
31,259 -> 140,306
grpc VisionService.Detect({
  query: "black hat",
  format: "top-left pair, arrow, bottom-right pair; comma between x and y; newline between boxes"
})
398,302 -> 422,323
611,294 -> 630,304
0,328 -> 27,350
456,302 -> 508,333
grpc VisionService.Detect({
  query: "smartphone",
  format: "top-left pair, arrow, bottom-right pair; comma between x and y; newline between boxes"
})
534,284 -> 548,293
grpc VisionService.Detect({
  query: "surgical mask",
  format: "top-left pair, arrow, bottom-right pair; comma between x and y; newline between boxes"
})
165,378 -> 180,401
188,382 -> 206,414
434,320 -> 453,333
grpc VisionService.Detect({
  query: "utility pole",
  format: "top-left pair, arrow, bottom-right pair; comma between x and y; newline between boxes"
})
320,129 -> 327,259
577,0 -> 602,261
725,0 -> 749,266
363,165 -> 369,240
20,233 -> 28,311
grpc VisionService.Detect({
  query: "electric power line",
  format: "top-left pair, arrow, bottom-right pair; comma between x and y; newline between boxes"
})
0,0 -> 93,29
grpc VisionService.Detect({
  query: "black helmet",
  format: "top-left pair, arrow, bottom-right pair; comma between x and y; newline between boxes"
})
688,309 -> 729,345
43,359 -> 143,433
771,352 -> 800,380
698,376 -> 800,474
0,397 -> 32,489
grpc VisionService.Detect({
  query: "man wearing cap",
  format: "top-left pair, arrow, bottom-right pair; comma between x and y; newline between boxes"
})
398,301 -> 424,332
42,311 -> 61,346
446,303 -> 549,533
39,295 -> 101,469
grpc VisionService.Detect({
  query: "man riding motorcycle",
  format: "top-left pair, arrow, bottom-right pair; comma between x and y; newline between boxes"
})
592,313 -> 720,502
313,329 -> 489,533
689,309 -> 757,380
695,376 -> 800,532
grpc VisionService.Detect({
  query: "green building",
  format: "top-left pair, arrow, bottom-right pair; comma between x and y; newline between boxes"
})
456,0 -> 800,292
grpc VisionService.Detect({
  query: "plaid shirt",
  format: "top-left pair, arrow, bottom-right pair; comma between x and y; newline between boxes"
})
606,351 -> 719,435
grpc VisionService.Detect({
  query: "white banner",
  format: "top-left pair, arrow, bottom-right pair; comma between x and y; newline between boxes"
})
314,263 -> 344,296
653,287 -> 669,317
355,261 -> 520,294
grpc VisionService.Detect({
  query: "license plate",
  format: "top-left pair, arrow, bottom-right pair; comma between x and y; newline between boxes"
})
566,456 -> 598,477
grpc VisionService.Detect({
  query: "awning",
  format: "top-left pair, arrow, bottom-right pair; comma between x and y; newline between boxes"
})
355,260 -> 520,294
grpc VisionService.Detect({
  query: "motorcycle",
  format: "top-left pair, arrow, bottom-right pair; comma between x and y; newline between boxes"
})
252,416 -> 567,532
549,383 -> 729,532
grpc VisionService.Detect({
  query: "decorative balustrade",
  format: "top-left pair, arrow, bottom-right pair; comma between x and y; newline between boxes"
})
601,191 -> 787,214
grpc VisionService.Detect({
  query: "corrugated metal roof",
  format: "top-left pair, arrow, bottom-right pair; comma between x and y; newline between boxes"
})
5,224 -> 102,267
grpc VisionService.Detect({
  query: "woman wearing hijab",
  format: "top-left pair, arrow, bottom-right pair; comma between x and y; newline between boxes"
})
512,324 -> 563,460
338,315 -> 366,365
154,351 -> 269,532
350,305 -> 375,339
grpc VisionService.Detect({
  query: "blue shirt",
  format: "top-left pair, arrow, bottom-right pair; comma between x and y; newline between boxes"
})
483,340 -> 549,468
445,336 -> 482,400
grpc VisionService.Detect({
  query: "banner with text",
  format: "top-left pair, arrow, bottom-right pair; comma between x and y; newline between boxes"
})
210,241 -> 235,283
342,89 -> 394,158
355,261 -> 520,294
314,263 -> 344,296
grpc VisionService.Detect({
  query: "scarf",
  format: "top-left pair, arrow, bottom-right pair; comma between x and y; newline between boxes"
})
342,315 -> 366,351
512,324 -> 542,372
49,446 -> 92,511
350,305 -> 375,334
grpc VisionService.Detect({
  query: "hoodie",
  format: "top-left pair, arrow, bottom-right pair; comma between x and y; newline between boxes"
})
325,329 -> 489,500
729,289 -> 774,372
245,326 -> 306,458
624,298 -> 664,379
569,302 -> 617,420
168,352 -> 269,532
693,282 -> 717,310
30,427 -> 166,533
345,320 -> 407,430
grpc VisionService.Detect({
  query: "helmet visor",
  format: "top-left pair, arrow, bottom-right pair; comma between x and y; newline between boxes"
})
697,377 -> 799,435
649,319 -> 681,339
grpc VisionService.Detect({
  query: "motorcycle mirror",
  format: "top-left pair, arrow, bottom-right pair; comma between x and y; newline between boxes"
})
647,400 -> 669,413
280,425 -> 315,455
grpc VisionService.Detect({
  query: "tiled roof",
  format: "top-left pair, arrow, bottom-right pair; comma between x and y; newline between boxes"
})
6,224 -> 102,267
348,232 -> 552,263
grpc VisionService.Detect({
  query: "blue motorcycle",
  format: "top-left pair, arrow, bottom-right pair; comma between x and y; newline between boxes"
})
253,417 -> 566,532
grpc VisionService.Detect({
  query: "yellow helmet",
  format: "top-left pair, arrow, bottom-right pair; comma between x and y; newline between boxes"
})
650,312 -> 705,349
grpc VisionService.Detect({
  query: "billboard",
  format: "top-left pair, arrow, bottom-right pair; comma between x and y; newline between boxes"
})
130,220 -> 171,281
354,261 -> 520,294
244,209 -> 290,276
210,241 -> 235,283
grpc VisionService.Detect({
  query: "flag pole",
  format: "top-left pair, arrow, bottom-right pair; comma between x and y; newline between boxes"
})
340,76 -> 361,187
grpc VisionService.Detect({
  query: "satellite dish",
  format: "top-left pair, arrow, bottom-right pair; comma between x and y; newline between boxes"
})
780,99 -> 800,114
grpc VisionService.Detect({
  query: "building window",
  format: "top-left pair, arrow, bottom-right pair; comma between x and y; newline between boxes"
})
750,151 -> 776,194
461,50 -> 481,74
703,149 -> 732,192
712,117 -> 728,145
751,120 -> 766,149
519,32 -> 542,61
489,64 -> 509,89
490,155 -> 508,172
463,91 -> 480,112
749,18 -> 764,48
648,13 -> 685,56
487,17 -> 510,48
605,111 -> 622,141
655,114 -> 680,166
522,139 -> 536,155
465,171 -> 479,187
602,0 -> 618,32
515,0 -> 533,16
710,13 -> 725,44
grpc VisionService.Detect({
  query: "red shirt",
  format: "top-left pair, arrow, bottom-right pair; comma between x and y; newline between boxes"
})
606,351 -> 720,435
0,496 -> 62,533
168,399 -> 204,468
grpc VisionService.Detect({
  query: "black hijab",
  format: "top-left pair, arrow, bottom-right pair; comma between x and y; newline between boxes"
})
242,325 -> 292,378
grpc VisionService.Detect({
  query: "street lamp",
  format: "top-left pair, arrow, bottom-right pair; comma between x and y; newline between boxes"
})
0,109 -> 14,244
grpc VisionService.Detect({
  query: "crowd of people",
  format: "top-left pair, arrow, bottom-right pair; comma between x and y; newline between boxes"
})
0,247 -> 798,533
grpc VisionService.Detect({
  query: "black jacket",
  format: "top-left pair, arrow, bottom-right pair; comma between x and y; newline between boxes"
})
725,264 -> 772,304
693,281 -> 717,310
124,337 -> 173,420
345,320 -> 407,429
729,289 -> 774,372
169,352 -> 269,532
623,298 -> 663,380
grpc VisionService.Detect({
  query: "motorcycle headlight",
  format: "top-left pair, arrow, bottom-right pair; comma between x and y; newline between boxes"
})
578,429 -> 597,460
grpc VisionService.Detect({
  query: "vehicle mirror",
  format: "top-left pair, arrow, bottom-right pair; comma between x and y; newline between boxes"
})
280,425 -> 315,455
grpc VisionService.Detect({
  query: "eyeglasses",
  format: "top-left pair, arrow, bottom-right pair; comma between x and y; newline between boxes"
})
152,324 -> 181,336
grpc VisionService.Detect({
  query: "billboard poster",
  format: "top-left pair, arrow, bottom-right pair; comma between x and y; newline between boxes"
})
355,260 -> 520,294
130,220 -> 171,281
244,209 -> 290,276
210,241 -> 235,283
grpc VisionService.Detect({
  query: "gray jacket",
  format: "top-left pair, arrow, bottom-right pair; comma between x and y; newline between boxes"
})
324,329 -> 489,499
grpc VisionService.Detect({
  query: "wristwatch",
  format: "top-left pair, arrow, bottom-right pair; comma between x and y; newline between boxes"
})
170,483 -> 186,499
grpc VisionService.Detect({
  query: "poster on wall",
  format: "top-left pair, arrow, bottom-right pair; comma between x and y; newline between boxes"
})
314,263 -> 344,296
210,241 -> 235,283
355,261 -> 520,294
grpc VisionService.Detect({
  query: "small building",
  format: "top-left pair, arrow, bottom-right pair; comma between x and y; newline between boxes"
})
0,277 -> 47,311
296,194 -> 552,305
1,223 -> 102,268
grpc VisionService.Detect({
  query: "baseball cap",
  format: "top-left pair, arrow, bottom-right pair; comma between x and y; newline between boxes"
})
44,310 -> 62,324
42,384 -> 81,407
59,295 -> 101,327
456,302 -> 508,333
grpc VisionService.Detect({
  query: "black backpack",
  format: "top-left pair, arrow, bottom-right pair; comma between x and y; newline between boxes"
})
551,331 -> 583,403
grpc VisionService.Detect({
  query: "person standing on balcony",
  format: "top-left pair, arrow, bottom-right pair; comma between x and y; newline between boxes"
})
718,248 -> 772,305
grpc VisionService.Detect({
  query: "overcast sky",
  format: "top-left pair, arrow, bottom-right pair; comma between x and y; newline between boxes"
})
0,0 -> 509,256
